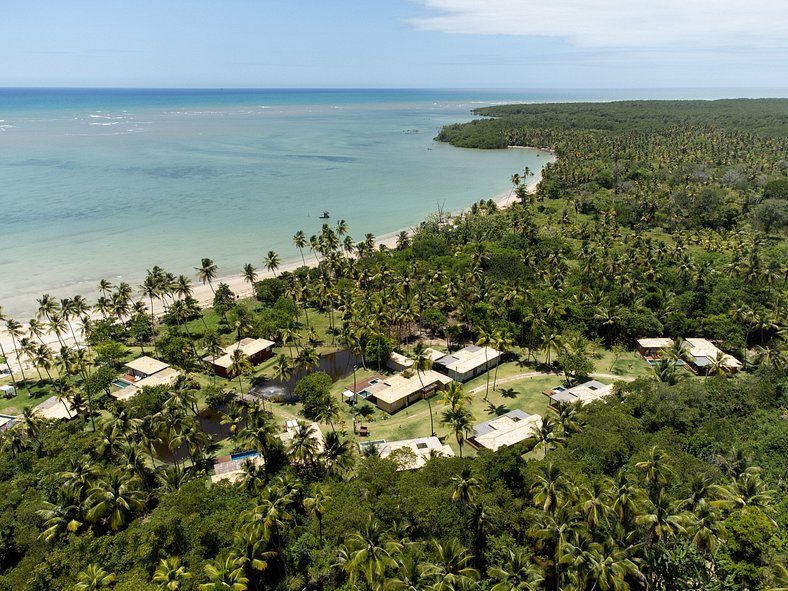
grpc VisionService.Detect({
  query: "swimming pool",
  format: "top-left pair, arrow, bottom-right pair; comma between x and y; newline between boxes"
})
230,450 -> 259,462
113,378 -> 133,388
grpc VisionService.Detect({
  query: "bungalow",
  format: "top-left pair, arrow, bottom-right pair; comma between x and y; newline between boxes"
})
347,370 -> 453,414
433,344 -> 501,382
546,380 -> 614,409
34,396 -> 76,421
374,436 -> 454,470
466,409 -> 543,453
635,338 -> 674,358
203,337 -> 275,378
124,355 -> 170,380
211,451 -> 264,484
684,338 -> 741,375
388,351 -> 414,372
113,367 -> 181,401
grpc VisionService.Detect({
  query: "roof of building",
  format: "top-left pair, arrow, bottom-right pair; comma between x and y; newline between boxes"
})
685,338 -> 741,368
435,345 -> 501,375
114,367 -> 181,401
372,370 -> 453,407
471,411 -> 543,452
424,347 -> 447,362
124,356 -> 170,376
34,396 -> 75,420
388,351 -> 414,369
636,337 -> 674,349
211,453 -> 264,484
378,436 -> 455,470
204,337 -> 276,369
548,380 -> 614,405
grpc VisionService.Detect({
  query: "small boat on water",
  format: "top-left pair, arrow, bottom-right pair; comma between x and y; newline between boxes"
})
319,211 -> 330,219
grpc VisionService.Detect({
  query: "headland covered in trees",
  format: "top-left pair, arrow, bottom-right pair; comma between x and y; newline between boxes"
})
0,99 -> 786,591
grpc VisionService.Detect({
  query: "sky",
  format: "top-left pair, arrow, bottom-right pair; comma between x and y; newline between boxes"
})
3,0 -> 788,88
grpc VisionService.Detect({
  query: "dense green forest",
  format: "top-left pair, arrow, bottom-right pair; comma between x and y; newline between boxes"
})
0,100 -> 786,590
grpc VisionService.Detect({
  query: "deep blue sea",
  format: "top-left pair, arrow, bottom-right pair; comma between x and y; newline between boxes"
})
1,87 -> 785,316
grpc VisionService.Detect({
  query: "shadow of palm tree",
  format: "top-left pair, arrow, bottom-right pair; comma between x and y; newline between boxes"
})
486,402 -> 510,416
499,387 -> 517,399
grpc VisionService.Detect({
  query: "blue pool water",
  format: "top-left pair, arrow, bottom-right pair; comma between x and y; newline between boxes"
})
230,450 -> 259,462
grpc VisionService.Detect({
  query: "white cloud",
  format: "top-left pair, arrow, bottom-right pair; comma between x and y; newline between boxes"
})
407,0 -> 788,48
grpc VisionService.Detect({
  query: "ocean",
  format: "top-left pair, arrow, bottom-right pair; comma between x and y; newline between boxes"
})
1,87 -> 785,317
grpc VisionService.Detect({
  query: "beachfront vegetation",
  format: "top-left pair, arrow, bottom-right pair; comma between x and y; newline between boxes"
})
0,99 -> 786,590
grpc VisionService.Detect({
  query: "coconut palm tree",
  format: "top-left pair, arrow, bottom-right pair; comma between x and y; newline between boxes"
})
441,402 -> 474,459
76,564 -> 116,590
304,486 -> 330,544
293,230 -> 308,267
341,518 -> 402,589
199,556 -> 249,591
195,258 -> 218,294
287,422 -> 320,467
271,353 -> 292,384
85,470 -> 147,532
152,557 -> 192,591
228,349 -> 253,396
264,251 -> 280,278
5,318 -> 29,389
412,343 -> 436,436
489,548 -> 544,591
241,263 -> 258,289
532,416 -> 566,459
0,307 -> 21,393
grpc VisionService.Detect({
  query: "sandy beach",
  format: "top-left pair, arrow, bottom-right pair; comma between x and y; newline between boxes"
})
0,156 -> 552,376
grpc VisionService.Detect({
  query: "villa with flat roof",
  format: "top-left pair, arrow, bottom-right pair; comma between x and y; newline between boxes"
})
203,337 -> 275,378
466,409 -> 543,452
635,338 -> 674,358
545,380 -> 614,408
366,436 -> 454,470
388,351 -> 414,372
684,338 -> 741,374
124,355 -> 170,379
433,344 -> 501,382
34,396 -> 76,421
345,370 -> 453,414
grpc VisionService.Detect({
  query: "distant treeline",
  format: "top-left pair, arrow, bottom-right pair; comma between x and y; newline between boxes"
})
436,99 -> 788,148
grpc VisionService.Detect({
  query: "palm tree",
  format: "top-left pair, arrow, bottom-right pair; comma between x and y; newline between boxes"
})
76,564 -> 116,590
293,230 -> 308,267
341,518 -> 402,589
5,318 -> 29,389
489,548 -> 544,591
152,557 -> 192,591
287,422 -> 320,466
540,332 -> 564,367
532,416 -> 566,459
304,486 -> 330,544
199,556 -> 249,591
590,540 -> 638,591
264,250 -> 280,278
491,329 -> 512,391
228,349 -> 253,395
241,264 -> 258,290
195,258 -> 218,294
85,471 -> 147,531
271,353 -> 292,383
413,343 -> 436,436
476,328 -> 493,401
635,446 -> 674,496
423,538 -> 480,590
441,403 -> 474,459
0,307 -> 21,394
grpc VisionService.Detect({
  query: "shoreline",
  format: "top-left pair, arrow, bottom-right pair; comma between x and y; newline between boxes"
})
0,149 -> 554,376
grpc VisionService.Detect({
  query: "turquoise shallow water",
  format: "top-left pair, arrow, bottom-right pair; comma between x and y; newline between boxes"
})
1,88 -> 784,316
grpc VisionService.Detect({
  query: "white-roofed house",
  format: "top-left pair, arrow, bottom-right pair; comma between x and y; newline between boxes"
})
466,409 -> 543,453
387,351 -> 414,372
635,338 -> 674,358
684,338 -> 741,375
433,345 -> 501,383
124,355 -> 170,379
373,436 -> 454,470
356,370 -> 454,414
545,380 -> 615,409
